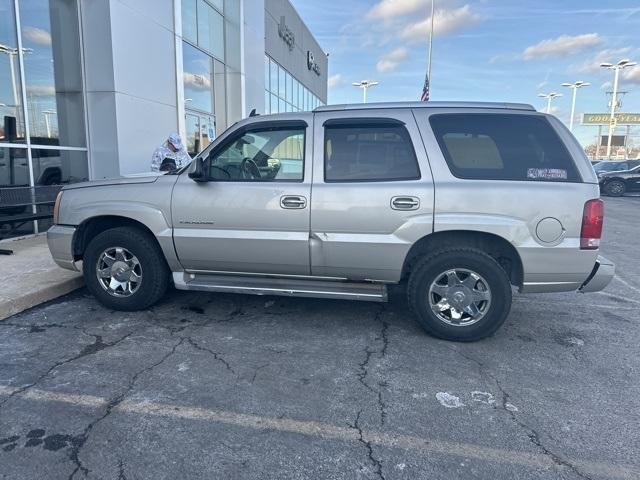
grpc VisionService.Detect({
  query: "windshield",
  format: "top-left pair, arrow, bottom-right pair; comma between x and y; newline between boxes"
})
594,162 -> 627,172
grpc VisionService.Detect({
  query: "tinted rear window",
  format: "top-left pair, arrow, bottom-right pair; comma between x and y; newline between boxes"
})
324,123 -> 421,182
429,114 -> 580,182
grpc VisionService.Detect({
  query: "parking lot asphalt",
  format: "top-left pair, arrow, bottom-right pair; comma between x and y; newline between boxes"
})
1,197 -> 639,480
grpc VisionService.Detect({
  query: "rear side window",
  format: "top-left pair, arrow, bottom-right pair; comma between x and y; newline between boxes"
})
429,114 -> 580,182
324,123 -> 421,182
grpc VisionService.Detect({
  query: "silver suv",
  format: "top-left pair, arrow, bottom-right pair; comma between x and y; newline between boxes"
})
47,102 -> 614,341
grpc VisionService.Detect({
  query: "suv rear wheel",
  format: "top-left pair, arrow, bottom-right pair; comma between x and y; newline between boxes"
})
407,248 -> 512,342
83,227 -> 169,311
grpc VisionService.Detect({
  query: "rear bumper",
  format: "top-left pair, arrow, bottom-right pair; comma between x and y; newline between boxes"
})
579,255 -> 615,293
47,225 -> 80,271
520,255 -> 615,293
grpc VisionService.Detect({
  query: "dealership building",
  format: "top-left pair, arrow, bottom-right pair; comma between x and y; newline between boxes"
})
0,0 -> 327,200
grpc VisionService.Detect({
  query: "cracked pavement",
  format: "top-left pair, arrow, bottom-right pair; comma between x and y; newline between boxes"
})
1,197 -> 639,479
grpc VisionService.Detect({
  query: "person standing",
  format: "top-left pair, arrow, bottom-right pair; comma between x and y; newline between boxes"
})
151,133 -> 191,172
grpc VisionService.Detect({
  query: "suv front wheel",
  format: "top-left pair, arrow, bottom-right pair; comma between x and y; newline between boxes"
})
83,227 -> 170,311
407,248 -> 512,342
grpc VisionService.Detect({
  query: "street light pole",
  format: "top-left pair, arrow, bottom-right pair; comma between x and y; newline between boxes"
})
537,92 -> 562,114
352,80 -> 379,103
600,59 -> 637,159
561,81 -> 590,131
427,0 -> 435,83
1,44 -> 33,137
43,110 -> 56,138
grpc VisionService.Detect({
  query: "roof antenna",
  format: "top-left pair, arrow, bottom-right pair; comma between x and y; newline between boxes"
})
249,108 -> 259,117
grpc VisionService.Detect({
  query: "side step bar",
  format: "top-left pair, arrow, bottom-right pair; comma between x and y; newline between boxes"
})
173,272 -> 388,302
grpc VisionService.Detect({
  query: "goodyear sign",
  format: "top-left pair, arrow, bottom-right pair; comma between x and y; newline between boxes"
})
581,113 -> 640,125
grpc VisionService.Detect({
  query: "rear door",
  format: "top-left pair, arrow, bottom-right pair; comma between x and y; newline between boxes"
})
310,109 -> 434,282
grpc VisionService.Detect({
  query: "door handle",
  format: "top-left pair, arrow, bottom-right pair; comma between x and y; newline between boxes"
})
280,195 -> 307,209
391,196 -> 420,210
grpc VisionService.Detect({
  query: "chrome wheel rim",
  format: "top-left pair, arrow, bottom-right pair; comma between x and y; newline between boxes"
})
428,268 -> 491,326
96,247 -> 142,297
609,182 -> 623,194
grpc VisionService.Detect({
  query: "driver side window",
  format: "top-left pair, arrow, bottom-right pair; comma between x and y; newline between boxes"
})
208,127 -> 305,182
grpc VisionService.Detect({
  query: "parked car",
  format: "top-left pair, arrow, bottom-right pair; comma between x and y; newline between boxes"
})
595,160 -> 640,196
47,102 -> 614,342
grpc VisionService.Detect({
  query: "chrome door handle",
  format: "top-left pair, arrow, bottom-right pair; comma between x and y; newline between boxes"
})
391,196 -> 420,210
280,195 -> 307,209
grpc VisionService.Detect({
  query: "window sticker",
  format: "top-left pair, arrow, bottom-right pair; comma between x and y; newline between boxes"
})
526,168 -> 568,180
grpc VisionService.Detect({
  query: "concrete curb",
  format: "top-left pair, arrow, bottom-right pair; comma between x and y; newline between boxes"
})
0,234 -> 85,321
0,276 -> 85,321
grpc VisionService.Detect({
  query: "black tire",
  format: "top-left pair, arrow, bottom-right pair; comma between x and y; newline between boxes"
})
603,180 -> 626,197
83,227 -> 169,311
407,248 -> 512,342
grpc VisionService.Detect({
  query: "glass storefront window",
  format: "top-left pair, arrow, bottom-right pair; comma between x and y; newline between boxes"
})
185,113 -> 200,156
185,112 -> 215,157
278,65 -> 285,100
264,55 -> 324,114
183,41 -> 213,114
0,147 -> 35,238
0,146 -> 29,187
0,0 -> 26,144
209,0 -> 224,13
212,58 -> 226,134
285,71 -> 292,104
269,58 -> 277,93
182,0 -> 197,43
31,148 -> 88,186
224,20 -> 240,72
197,0 -> 224,61
19,0 -> 86,147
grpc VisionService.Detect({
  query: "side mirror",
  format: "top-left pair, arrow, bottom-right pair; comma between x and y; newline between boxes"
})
188,157 -> 208,182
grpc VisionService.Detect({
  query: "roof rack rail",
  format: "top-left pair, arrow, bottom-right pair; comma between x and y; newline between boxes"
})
313,101 -> 536,113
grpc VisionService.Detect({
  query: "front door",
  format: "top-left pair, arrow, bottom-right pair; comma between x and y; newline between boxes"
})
172,119 -> 312,275
310,110 -> 435,282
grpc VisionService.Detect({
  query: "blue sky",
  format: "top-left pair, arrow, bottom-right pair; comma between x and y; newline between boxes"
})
293,0 -> 640,146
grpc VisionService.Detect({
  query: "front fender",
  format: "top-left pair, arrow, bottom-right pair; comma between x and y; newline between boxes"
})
58,191 -> 180,271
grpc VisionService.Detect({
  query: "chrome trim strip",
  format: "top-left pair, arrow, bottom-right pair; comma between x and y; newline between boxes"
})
184,269 -> 349,281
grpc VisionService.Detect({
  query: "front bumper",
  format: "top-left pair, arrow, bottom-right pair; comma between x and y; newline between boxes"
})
47,225 -> 79,271
579,255 -> 615,293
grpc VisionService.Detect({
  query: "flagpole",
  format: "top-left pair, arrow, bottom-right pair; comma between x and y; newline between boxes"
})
427,0 -> 435,83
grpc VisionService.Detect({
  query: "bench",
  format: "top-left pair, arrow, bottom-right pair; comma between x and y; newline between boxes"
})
0,185 -> 62,253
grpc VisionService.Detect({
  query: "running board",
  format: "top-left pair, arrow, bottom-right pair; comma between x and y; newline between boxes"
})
173,272 -> 388,302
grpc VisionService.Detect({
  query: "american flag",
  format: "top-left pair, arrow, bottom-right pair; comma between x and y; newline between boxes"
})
420,72 -> 430,101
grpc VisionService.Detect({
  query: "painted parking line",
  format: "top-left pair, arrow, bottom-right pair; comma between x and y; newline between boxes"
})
0,385 -> 637,478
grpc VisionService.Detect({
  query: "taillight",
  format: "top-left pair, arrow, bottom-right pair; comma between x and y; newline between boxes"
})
580,199 -> 604,250
53,191 -> 62,225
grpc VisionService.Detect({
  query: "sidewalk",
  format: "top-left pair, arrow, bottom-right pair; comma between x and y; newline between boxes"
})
0,234 -> 84,320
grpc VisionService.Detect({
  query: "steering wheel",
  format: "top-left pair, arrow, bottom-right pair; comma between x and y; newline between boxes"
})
240,158 -> 261,180
210,165 -> 231,180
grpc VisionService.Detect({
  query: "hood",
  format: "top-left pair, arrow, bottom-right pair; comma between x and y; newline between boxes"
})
62,174 -> 161,190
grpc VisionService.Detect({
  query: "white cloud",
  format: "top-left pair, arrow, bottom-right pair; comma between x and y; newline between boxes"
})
600,81 -> 612,90
183,72 -> 211,90
367,0 -> 430,21
328,74 -> 344,88
377,47 -> 409,72
22,26 -> 51,46
401,5 -> 484,41
522,33 -> 601,60
623,66 -> 640,85
573,47 -> 633,73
